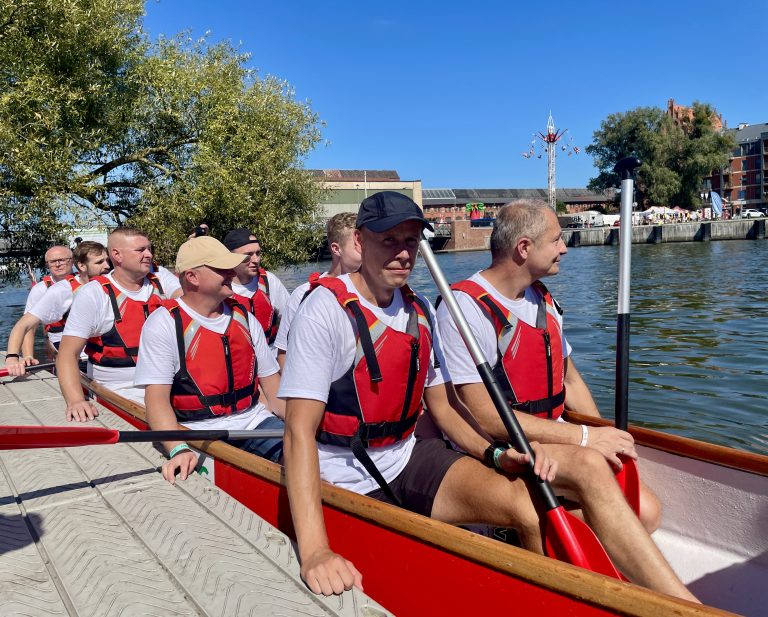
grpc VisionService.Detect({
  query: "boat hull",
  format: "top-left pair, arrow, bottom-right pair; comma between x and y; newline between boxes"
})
86,377 -> 761,617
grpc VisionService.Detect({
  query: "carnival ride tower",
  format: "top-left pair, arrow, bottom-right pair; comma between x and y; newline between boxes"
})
523,112 -> 579,210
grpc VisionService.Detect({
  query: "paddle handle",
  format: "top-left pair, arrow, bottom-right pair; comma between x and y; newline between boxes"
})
0,361 -> 57,378
418,239 -> 560,511
119,429 -> 284,443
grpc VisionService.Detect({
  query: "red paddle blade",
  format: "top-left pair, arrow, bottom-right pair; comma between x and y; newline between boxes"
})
544,507 -> 623,580
615,456 -> 642,517
0,426 -> 120,449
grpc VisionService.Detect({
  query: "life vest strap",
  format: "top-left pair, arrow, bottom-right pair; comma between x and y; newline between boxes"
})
350,430 -> 402,507
356,413 -> 419,447
511,389 -> 566,415
196,384 -> 257,409
346,300 -> 383,382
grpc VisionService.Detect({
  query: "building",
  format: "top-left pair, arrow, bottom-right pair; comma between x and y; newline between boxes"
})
310,170 -> 422,219
667,98 -> 724,132
706,123 -> 768,213
422,188 -> 615,222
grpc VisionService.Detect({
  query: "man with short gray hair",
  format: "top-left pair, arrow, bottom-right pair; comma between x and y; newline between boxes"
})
436,200 -> 696,601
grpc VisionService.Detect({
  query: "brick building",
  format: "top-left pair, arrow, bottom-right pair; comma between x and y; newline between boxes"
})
422,188 -> 614,222
705,123 -> 768,213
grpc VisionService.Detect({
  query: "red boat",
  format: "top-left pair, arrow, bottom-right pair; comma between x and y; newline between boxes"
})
82,375 -> 767,617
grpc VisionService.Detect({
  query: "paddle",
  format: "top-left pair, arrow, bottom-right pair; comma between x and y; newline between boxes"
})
612,157 -> 643,516
0,425 -> 283,450
418,238 -> 622,579
0,361 -> 57,378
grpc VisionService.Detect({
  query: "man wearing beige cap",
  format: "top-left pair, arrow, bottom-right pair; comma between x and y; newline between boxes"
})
134,236 -> 285,484
58,227 -> 172,421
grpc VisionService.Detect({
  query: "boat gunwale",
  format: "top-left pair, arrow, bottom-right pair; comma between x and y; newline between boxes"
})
565,411 -> 768,477
80,374 -> 739,617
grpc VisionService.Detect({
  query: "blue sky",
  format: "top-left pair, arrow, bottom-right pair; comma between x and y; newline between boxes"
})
142,1 -> 768,190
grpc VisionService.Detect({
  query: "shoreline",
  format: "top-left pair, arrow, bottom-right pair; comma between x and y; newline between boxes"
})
431,218 -> 767,251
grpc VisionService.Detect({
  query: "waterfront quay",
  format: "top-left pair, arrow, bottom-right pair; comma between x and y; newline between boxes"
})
433,217 -> 767,251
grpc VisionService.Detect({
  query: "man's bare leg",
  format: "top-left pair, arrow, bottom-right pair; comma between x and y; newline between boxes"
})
544,444 -> 698,602
430,456 -> 545,553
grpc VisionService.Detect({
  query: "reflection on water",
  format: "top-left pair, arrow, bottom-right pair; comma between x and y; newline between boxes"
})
1,240 -> 766,454
275,240 -> 768,454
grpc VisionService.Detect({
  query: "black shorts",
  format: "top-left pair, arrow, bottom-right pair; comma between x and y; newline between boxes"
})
365,438 -> 464,517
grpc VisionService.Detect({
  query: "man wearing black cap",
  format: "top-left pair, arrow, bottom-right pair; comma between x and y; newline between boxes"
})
279,191 -> 556,596
223,228 -> 290,355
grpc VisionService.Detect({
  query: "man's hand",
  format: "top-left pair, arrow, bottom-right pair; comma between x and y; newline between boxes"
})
161,450 -> 198,485
65,400 -> 100,422
586,426 -> 637,470
498,441 -> 557,482
300,546 -> 363,596
4,357 -> 27,377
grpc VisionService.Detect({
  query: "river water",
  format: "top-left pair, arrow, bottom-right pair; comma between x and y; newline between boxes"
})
2,240 -> 766,454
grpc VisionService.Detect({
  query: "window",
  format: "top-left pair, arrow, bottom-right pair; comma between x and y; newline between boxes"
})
741,175 -> 748,185
738,190 -> 746,200
742,159 -> 749,171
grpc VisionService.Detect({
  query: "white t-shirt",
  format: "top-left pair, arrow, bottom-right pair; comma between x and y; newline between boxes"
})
24,280 -> 50,313
279,274 -> 449,494
62,273 -> 166,403
436,271 -> 572,386
134,299 -> 280,430
273,272 -> 328,352
153,265 -> 181,298
28,277 -> 83,347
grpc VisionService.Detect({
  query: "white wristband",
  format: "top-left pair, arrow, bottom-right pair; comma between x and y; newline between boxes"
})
579,424 -> 589,447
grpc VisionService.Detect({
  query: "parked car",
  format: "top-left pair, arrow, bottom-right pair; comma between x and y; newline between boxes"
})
742,209 -> 763,218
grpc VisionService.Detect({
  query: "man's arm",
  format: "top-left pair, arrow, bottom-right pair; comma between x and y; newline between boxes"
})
145,383 -> 197,484
259,373 -> 285,418
21,324 -> 38,362
563,357 -> 600,417
283,397 -> 362,596
4,313 -> 42,376
56,335 -> 99,421
424,383 -> 556,481
456,379 -> 636,466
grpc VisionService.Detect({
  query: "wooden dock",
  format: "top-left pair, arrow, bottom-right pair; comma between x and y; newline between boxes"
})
0,368 -> 391,617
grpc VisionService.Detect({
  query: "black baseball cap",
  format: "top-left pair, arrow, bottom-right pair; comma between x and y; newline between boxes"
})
356,191 -> 434,233
223,228 -> 258,251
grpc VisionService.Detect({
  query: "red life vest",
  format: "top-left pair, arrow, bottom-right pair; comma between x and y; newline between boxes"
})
41,275 -> 55,288
232,269 -> 279,345
44,274 -> 83,334
314,277 -> 434,449
166,299 -> 259,421
84,274 -> 165,367
451,279 -> 566,419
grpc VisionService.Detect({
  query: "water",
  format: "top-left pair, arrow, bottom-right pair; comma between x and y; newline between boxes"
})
2,240 -> 766,454
272,240 -> 768,455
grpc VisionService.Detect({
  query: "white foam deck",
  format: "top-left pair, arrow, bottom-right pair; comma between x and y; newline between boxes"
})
0,371 -> 392,617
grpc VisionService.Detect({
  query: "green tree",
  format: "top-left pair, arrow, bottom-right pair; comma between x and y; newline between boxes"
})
1,0 -> 324,269
586,103 -> 733,209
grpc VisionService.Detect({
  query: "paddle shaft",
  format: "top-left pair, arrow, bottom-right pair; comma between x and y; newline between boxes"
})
613,157 -> 641,431
0,361 -> 57,378
419,239 -> 560,511
0,426 -> 284,450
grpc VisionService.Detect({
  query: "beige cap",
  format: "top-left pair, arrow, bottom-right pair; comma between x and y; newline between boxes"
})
175,236 -> 248,274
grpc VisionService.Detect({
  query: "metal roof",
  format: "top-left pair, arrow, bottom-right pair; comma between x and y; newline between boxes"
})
310,169 -> 401,181
423,188 -> 614,205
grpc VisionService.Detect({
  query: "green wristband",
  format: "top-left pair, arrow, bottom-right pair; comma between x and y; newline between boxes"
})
493,447 -> 504,470
169,443 -> 191,458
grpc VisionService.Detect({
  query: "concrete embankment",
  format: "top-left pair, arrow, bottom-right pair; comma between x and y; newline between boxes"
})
435,218 -> 767,251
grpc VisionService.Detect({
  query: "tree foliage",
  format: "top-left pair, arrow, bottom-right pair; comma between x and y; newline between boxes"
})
1,0 -> 324,268
586,103 -> 734,208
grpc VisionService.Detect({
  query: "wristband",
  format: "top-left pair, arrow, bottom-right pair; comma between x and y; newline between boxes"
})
579,424 -> 589,447
5,353 -> 19,359
484,441 -> 509,470
169,443 -> 191,458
